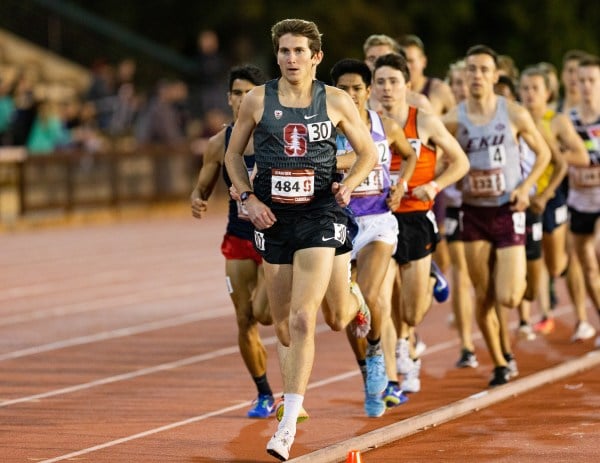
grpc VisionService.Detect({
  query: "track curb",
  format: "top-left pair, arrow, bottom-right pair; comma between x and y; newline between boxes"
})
288,350 -> 600,462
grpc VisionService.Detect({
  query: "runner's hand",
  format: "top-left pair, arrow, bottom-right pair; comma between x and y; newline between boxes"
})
190,190 -> 207,219
332,182 -> 351,207
229,185 -> 241,201
510,186 -> 530,211
244,196 -> 276,230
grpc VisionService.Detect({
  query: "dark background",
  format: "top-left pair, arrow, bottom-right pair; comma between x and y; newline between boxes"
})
1,0 -> 599,90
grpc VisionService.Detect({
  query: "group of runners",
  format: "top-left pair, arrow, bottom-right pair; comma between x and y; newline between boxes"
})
190,18 -> 600,461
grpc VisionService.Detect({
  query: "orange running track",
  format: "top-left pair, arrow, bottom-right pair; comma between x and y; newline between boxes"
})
1,203 -> 598,462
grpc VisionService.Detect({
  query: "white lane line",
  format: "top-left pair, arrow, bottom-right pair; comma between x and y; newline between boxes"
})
31,305 -> 584,463
5,306 -> 572,463
1,305 -> 573,406
0,269 -> 133,301
0,281 -> 209,327
35,370 -> 358,463
0,345 -> 242,408
0,326 -> 331,408
0,308 -> 230,362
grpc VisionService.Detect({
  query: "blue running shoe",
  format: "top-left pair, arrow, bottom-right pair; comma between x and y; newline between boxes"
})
364,390 -> 386,417
365,353 -> 387,396
431,260 -> 449,303
247,394 -> 276,418
383,383 -> 408,408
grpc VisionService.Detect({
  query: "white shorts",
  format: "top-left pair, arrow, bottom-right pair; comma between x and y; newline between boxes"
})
351,211 -> 398,261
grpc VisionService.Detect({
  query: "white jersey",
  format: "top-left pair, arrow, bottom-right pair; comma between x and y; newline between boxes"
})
567,108 -> 600,213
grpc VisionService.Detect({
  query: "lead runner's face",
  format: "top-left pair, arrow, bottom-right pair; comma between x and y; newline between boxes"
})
277,34 -> 318,83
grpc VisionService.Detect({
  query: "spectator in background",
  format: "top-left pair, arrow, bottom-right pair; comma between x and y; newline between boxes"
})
107,58 -> 141,138
4,67 -> 39,146
136,79 -> 189,197
85,58 -> 116,131
0,64 -> 17,142
26,98 -> 71,155
189,29 -> 229,117
136,79 -> 188,145
61,97 -> 107,153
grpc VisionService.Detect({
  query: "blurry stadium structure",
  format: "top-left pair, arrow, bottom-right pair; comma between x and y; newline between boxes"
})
0,1 -> 210,226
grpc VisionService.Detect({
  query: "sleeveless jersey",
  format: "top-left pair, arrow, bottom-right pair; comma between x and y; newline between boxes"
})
391,106 -> 436,213
456,96 -> 523,207
253,79 -> 337,215
519,137 -> 537,196
222,125 -> 255,241
336,110 -> 391,216
421,77 -> 433,98
567,108 -> 600,212
443,183 -> 462,208
535,110 -> 556,194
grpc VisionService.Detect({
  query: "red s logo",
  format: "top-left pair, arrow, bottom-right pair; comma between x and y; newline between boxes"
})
284,124 -> 307,156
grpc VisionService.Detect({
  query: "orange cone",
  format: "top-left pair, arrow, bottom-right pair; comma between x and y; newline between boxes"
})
346,449 -> 363,463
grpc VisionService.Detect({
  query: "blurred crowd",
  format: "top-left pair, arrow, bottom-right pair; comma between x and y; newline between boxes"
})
0,29 -> 234,157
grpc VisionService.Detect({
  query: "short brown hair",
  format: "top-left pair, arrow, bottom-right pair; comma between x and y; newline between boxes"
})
271,19 -> 322,57
562,49 -> 590,65
466,44 -> 498,67
578,54 -> 600,69
373,52 -> 411,83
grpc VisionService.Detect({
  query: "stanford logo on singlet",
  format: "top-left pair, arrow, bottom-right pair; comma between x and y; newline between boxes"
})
284,123 -> 307,157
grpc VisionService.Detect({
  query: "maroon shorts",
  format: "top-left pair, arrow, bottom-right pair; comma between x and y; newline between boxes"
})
460,203 -> 526,248
221,233 -> 262,265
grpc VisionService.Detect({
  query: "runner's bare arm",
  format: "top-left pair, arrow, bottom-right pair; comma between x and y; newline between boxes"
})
224,86 -> 276,229
510,102 -> 551,210
383,116 -> 417,203
327,87 -> 378,199
553,113 -> 590,167
426,112 -> 469,191
191,128 -> 226,218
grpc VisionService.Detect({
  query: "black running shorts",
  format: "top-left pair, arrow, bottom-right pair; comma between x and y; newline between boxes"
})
525,209 -> 543,261
253,206 -> 352,264
393,210 -> 439,265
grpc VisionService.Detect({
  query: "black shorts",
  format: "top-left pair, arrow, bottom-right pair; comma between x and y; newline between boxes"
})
444,206 -> 462,243
253,207 -> 352,265
525,209 -> 543,261
542,189 -> 568,233
393,210 -> 439,265
569,207 -> 600,235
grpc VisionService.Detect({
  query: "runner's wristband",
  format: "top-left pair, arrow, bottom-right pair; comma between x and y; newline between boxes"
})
429,181 -> 440,196
398,177 -> 408,192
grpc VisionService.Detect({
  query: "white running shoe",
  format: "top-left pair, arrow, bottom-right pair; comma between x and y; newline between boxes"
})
266,427 -> 295,461
504,355 -> 519,379
401,358 -> 421,393
571,321 -> 596,342
518,323 -> 536,341
447,312 -> 457,328
396,338 -> 413,375
414,337 -> 427,357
